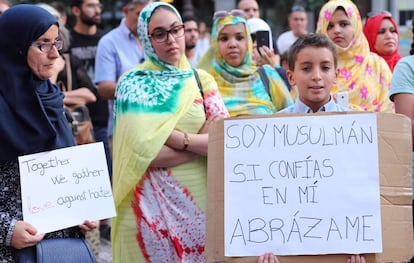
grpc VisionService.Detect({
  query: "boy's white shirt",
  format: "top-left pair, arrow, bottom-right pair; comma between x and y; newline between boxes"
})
279,96 -> 350,113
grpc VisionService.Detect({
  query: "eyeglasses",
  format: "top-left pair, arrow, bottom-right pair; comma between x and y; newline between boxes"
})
31,40 -> 64,53
213,9 -> 246,20
367,10 -> 392,18
149,24 -> 185,43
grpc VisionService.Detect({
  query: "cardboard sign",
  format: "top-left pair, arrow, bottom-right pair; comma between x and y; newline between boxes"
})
207,112 -> 414,263
19,142 -> 116,234
224,113 -> 382,256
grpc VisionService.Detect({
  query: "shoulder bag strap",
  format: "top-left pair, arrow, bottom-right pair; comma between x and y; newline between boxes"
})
257,66 -> 271,101
192,68 -> 206,113
192,68 -> 203,97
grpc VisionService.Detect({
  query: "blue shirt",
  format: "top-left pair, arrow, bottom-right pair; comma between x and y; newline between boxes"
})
390,55 -> 414,194
279,97 -> 349,113
95,19 -> 145,136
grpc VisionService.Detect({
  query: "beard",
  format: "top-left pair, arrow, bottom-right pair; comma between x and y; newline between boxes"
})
80,12 -> 101,26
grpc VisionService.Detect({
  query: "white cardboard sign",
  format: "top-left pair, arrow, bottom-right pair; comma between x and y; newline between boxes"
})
19,142 -> 116,234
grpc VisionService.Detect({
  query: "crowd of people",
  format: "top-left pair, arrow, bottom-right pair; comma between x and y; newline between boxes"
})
0,0 -> 413,262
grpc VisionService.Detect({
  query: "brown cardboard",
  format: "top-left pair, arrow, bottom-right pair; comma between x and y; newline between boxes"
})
206,112 -> 414,263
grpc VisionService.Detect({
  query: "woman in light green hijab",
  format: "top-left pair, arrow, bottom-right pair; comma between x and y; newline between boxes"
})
112,2 -> 228,262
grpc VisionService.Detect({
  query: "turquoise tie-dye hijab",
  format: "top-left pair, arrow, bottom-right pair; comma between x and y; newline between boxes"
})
115,2 -> 196,115
137,1 -> 190,72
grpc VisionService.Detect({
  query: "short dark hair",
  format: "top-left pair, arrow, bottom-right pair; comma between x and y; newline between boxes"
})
237,0 -> 258,5
70,0 -> 83,8
122,0 -> 150,9
287,33 -> 337,71
182,14 -> 197,24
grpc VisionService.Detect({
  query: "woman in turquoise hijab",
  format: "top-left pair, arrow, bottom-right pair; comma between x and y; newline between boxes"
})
197,10 -> 293,116
112,2 -> 228,262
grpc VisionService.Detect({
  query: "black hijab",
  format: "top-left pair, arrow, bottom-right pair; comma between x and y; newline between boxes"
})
0,5 -> 75,161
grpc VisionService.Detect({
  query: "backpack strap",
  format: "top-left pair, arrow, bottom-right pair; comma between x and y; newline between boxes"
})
257,66 -> 271,101
192,68 -> 206,113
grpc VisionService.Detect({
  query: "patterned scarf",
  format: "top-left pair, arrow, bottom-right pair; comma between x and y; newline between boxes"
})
316,0 -> 393,112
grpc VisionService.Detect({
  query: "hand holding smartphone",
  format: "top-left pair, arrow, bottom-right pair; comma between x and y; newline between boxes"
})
256,30 -> 272,54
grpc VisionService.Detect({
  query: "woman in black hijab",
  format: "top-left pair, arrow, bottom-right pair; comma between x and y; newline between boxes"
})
0,5 -> 96,261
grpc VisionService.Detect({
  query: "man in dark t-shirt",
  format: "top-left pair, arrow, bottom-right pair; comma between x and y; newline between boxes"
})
69,0 -> 110,174
69,0 -> 111,247
70,30 -> 108,142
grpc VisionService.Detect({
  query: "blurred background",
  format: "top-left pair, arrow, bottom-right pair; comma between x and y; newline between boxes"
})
11,0 -> 414,56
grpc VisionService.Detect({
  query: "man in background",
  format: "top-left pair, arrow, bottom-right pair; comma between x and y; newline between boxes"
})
183,14 -> 202,67
95,0 -> 150,186
70,0 -> 109,175
70,0 -> 110,249
238,0 -> 280,57
277,5 -> 308,55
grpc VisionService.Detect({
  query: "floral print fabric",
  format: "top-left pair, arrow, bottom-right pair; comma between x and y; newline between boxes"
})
316,0 -> 394,112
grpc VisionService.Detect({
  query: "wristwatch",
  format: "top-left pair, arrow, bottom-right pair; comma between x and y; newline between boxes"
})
183,133 -> 189,150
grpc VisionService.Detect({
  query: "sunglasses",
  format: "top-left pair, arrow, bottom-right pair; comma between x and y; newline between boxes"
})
367,10 -> 392,18
213,9 -> 246,20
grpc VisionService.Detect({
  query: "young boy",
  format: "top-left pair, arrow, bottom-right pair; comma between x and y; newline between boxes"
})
259,34 -> 365,263
279,33 -> 349,113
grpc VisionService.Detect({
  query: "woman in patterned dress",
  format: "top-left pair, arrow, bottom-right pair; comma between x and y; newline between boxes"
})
0,5 -> 97,262
111,2 -> 229,262
316,0 -> 394,112
363,11 -> 401,72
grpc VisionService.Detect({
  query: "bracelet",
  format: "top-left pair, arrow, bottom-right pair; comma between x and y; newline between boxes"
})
183,133 -> 189,150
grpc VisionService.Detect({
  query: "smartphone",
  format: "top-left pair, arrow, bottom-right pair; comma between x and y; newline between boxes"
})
256,30 -> 272,54
336,91 -> 349,108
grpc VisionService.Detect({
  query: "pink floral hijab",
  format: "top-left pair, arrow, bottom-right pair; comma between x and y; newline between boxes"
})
316,0 -> 393,112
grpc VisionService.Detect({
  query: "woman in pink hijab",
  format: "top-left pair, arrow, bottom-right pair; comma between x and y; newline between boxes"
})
363,11 -> 401,71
